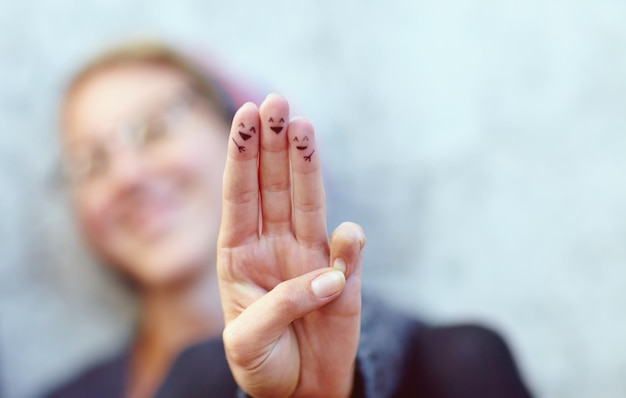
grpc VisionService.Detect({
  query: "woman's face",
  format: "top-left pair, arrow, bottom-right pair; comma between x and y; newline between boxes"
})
62,63 -> 229,288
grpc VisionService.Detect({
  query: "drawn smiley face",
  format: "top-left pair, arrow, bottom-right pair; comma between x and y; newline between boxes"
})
293,134 -> 315,162
292,135 -> 309,150
268,117 -> 285,134
238,122 -> 256,141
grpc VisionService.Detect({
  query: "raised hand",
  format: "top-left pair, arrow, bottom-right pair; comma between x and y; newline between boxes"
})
217,94 -> 365,398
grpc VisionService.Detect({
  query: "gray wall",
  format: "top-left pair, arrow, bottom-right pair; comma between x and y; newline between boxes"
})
1,1 -> 625,397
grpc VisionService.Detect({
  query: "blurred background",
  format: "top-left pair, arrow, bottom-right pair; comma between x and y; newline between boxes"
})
1,0 -> 625,397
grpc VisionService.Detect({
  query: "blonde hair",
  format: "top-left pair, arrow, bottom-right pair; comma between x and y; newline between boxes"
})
63,39 -> 233,122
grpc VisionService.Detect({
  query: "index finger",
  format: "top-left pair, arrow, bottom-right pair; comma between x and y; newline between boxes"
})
218,102 -> 260,247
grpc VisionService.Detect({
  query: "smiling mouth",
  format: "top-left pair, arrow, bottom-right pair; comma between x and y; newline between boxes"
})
270,126 -> 283,133
239,131 -> 251,141
296,145 -> 308,150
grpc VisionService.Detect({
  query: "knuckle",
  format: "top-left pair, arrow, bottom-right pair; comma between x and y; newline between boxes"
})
223,189 -> 258,205
295,201 -> 324,214
222,323 -> 250,365
262,180 -> 290,193
272,282 -> 301,315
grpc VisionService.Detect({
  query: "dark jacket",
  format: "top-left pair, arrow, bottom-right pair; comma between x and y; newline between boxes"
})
47,297 -> 533,398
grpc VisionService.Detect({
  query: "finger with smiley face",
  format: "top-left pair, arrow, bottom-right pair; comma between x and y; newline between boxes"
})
259,94 -> 291,235
288,117 -> 326,245
221,102 -> 260,244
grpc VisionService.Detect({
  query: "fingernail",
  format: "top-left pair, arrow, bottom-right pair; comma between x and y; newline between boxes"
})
333,258 -> 346,274
312,270 -> 346,298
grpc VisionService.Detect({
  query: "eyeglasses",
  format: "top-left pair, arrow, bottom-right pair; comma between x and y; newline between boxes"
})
61,89 -> 196,187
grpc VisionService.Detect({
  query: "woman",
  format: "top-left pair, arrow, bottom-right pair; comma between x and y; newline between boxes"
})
49,41 -> 533,398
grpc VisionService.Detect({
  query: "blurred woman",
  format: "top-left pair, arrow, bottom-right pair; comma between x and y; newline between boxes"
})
49,40 -> 533,398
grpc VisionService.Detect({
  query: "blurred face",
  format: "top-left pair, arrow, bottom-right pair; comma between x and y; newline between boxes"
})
62,63 -> 229,289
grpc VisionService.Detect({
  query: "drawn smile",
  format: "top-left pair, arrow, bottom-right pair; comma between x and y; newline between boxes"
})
296,145 -> 308,150
239,131 -> 251,141
268,117 -> 285,134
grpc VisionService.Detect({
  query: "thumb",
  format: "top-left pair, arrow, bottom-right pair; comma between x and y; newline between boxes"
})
222,267 -> 345,368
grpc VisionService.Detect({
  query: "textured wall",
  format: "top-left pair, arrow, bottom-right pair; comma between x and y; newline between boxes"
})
1,1 -> 625,397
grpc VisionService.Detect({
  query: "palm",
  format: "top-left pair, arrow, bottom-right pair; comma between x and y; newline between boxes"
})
217,95 -> 364,398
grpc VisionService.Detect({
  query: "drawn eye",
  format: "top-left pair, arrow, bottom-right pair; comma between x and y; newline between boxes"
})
279,118 -> 285,123
269,117 -> 274,123
249,126 -> 256,133
303,136 -> 309,141
239,122 -> 245,128
293,136 -> 299,142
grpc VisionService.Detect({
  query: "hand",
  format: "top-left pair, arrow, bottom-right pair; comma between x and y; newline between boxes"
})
217,94 -> 365,398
